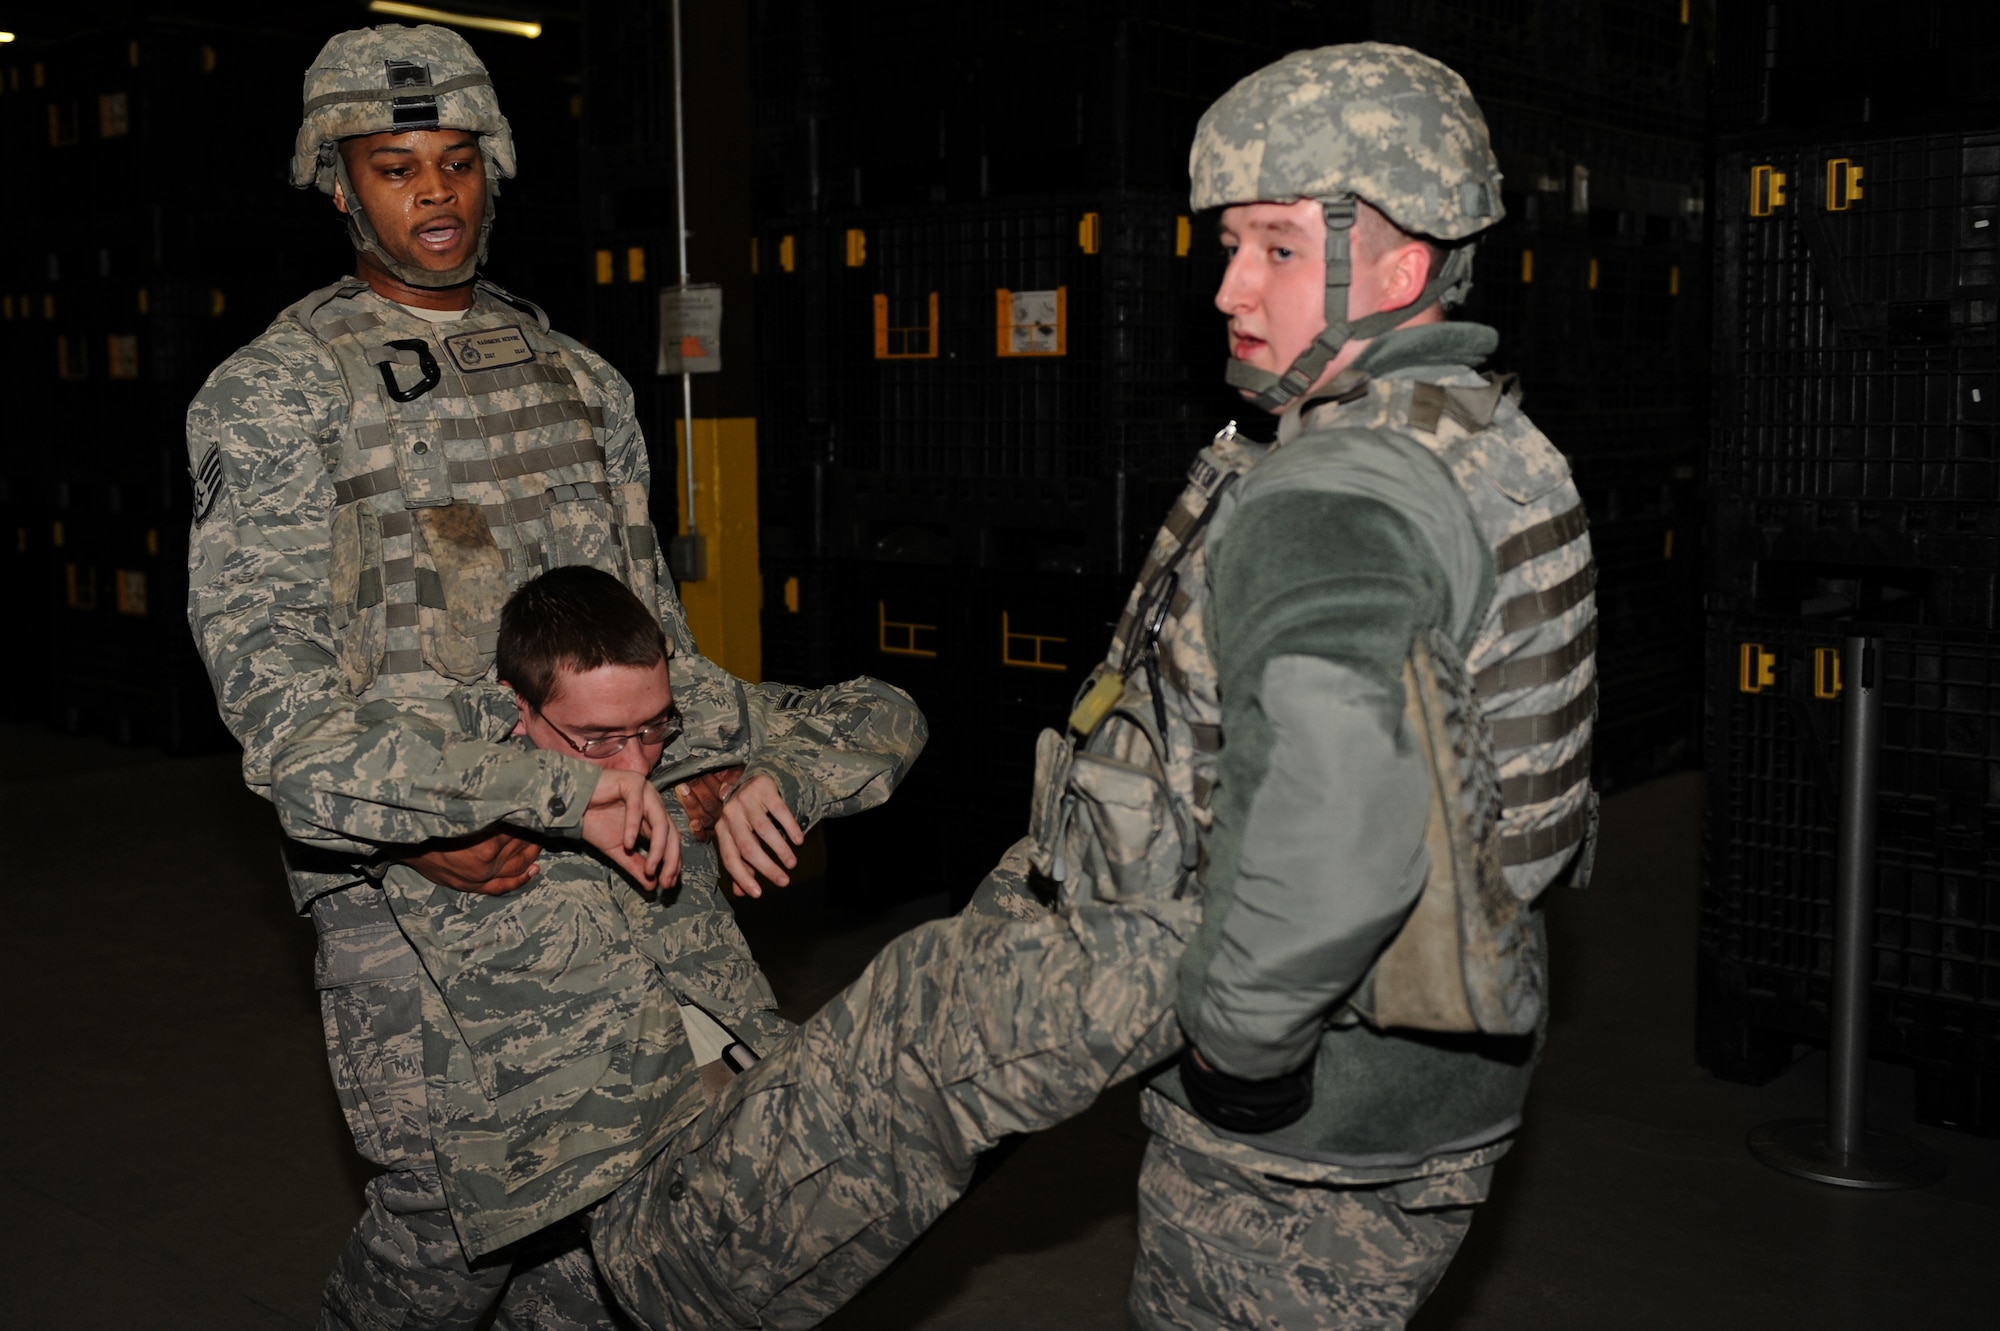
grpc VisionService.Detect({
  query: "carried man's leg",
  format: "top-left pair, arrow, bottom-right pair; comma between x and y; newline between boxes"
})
589,840 -> 1195,1329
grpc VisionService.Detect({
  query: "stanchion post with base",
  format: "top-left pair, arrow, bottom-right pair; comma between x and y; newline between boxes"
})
1747,635 -> 1947,1189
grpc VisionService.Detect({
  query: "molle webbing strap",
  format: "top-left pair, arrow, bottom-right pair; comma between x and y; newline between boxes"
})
1500,798 -> 1595,866
448,430 -> 602,481
349,407 -> 604,453
1110,465 -> 1237,661
1475,618 -> 1597,697
1188,720 -> 1224,755
385,603 -> 420,629
1489,680 -> 1596,752
300,71 -> 495,116
318,312 -> 386,342
1498,560 -> 1596,635
1495,503 -> 1589,575
1409,379 -> 1507,437
1500,746 -> 1593,808
334,434 -> 606,504
378,649 -> 430,677
376,494 -> 551,539
461,361 -> 572,395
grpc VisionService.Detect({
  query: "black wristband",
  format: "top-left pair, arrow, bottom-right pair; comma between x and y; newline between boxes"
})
1178,1047 -> 1313,1134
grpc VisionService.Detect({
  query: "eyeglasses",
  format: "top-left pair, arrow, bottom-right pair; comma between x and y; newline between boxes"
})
533,705 -> 684,760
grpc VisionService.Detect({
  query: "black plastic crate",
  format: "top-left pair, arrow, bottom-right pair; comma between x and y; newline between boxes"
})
1702,613 -> 2000,987
1713,0 -> 2000,136
1711,130 -> 2000,531
798,557 -> 1125,905
1699,610 -> 2000,1130
753,193 -> 1236,491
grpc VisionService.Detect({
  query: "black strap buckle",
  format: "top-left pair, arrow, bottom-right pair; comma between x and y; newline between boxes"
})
377,339 -> 442,402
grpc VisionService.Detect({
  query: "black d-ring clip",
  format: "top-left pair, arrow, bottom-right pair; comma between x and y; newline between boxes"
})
377,338 -> 442,402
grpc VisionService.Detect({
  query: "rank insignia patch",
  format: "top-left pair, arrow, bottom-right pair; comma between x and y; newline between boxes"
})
442,325 -> 534,373
193,445 -> 223,524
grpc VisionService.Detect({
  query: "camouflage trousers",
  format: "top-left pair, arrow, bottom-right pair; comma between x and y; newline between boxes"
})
588,839 -> 1198,1330
1128,1131 -> 1486,1331
312,887 -> 633,1331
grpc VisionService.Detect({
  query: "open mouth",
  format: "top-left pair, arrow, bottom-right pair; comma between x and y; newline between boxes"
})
414,218 -> 465,255
1231,332 -> 1267,361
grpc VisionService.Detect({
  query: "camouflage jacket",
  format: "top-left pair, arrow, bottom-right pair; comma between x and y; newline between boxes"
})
185,279 -> 799,913
1070,323 -> 1593,1182
269,675 -> 924,1256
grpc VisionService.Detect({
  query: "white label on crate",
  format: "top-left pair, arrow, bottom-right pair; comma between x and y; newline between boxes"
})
1006,289 -> 1061,355
443,325 -> 534,373
658,284 -> 723,375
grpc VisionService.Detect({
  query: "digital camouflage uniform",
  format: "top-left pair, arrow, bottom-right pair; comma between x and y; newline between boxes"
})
185,23 -> 933,1328
268,662 -> 1208,1331
1009,46 -> 1598,1330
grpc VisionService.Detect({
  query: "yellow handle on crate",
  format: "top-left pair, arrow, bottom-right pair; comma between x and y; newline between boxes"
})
1739,643 -> 1777,693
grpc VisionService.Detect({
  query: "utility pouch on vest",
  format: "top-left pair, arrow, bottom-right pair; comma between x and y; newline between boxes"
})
328,501 -> 387,694
1028,690 -> 1199,906
409,502 -> 509,683
543,481 -> 624,577
612,481 -> 664,617
1350,630 -> 1543,1038
371,341 -> 455,507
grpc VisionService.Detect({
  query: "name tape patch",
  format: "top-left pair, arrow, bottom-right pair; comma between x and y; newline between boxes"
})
442,324 -> 534,373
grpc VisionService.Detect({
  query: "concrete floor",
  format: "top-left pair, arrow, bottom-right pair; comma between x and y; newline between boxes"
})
2,722 -> 1995,1328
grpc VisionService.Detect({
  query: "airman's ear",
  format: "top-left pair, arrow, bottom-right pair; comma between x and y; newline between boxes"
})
332,177 -> 351,215
1379,239 -> 1435,314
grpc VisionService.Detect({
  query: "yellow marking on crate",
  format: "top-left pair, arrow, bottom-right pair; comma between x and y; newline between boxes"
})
1750,164 -> 1787,216
783,575 -> 799,614
1814,647 -> 1843,699
1077,211 -> 1100,254
594,249 -> 614,285
878,601 -> 937,658
1001,612 -> 1067,672
1825,157 -> 1865,211
1739,643 -> 1776,693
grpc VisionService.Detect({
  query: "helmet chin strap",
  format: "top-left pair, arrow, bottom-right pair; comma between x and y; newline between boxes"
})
334,154 -> 495,291
1224,198 -> 1478,414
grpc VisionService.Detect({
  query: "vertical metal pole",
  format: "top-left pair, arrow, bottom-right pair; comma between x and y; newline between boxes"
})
1748,633 -> 1943,1188
671,0 -> 697,540
1827,636 -> 1881,1156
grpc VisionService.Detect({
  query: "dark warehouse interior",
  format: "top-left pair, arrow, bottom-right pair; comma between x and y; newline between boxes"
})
2,2 -> 1998,1327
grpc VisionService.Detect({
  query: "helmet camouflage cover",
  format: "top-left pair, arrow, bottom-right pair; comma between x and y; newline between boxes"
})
294,24 -> 516,287
1190,44 -> 1505,410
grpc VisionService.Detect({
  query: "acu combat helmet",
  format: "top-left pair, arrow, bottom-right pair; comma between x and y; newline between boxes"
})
1190,43 -> 1505,411
292,24 -> 518,288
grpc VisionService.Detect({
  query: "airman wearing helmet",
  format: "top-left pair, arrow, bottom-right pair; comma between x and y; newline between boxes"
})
184,21 -> 782,1329
293,23 -> 517,293
1024,44 -> 1596,1328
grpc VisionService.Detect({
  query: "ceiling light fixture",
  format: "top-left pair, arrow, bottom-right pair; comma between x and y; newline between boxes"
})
364,3 -> 542,39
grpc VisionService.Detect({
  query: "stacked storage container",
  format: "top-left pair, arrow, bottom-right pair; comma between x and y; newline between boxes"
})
1701,0 -> 2000,1133
0,26 -> 338,749
749,0 -> 1714,897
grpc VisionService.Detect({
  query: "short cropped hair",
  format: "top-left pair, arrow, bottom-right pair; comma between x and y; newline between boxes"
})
1352,199 -> 1450,301
497,565 -> 669,709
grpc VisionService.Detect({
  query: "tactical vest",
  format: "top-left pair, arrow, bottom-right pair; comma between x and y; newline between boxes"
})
1029,367 -> 1596,1042
301,279 -> 666,706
